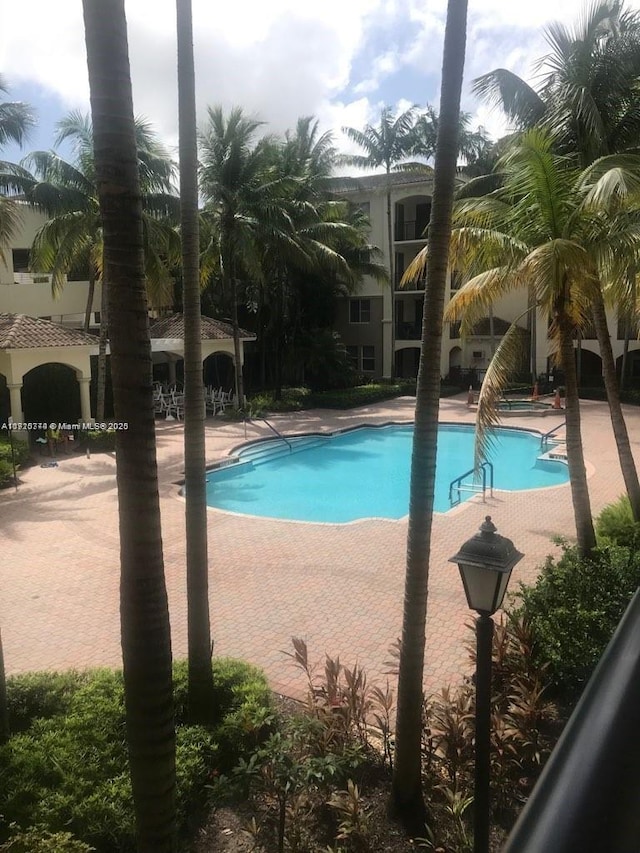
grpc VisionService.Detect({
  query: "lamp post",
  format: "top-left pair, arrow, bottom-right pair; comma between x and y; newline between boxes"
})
449,516 -> 524,853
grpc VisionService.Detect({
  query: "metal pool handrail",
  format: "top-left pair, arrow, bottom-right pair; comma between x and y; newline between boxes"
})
247,417 -> 293,452
540,420 -> 566,449
448,461 -> 494,507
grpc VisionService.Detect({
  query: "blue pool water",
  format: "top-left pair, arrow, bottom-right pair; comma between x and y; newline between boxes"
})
205,424 -> 569,523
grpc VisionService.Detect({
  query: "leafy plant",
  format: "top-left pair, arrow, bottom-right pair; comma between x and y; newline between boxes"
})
595,494 -> 640,548
0,826 -> 94,852
514,543 -> 640,699
328,780 -> 372,851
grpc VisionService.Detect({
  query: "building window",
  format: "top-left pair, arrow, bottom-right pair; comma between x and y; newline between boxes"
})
361,345 -> 375,372
349,298 -> 371,323
12,248 -> 30,273
346,345 -> 375,372
451,270 -> 463,291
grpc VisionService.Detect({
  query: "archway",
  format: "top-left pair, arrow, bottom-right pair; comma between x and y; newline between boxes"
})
203,352 -> 234,391
0,373 -> 9,426
577,349 -> 602,385
395,347 -> 421,379
22,363 -> 81,424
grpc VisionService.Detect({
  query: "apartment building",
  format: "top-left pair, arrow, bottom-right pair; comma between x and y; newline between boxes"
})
332,172 -> 640,385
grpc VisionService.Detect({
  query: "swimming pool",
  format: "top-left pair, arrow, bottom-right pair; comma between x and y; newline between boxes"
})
204,423 -> 569,523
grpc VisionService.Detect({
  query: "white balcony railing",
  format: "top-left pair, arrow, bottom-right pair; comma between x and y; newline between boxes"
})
12,272 -> 57,285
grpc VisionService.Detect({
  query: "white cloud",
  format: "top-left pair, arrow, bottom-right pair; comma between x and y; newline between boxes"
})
2,0 -> 640,159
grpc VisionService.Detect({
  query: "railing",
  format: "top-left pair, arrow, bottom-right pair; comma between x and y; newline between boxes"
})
448,461 -> 494,507
394,220 -> 429,241
13,272 -> 56,285
540,421 -> 566,450
503,587 -> 640,853
247,417 -> 292,452
395,322 -> 422,340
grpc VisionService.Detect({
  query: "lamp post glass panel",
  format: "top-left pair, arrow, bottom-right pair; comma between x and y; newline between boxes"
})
449,516 -> 524,853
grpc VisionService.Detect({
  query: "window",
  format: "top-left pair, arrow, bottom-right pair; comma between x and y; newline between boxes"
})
349,299 -> 371,323
346,345 -> 375,373
450,270 -> 463,291
12,249 -> 30,273
361,346 -> 375,372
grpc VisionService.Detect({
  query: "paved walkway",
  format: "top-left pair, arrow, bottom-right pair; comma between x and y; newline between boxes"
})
0,396 -> 636,700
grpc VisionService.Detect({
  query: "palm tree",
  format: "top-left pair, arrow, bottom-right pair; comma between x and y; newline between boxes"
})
81,1 -> 176,849
473,0 -> 640,519
341,106 -> 418,378
429,129 -> 604,555
413,105 -> 491,166
20,113 -> 178,419
0,76 -> 34,261
390,0 -> 469,827
176,0 -> 215,723
199,106 -> 292,405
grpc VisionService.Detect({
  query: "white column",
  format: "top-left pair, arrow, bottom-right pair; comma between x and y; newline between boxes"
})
8,383 -> 23,425
79,377 -> 92,425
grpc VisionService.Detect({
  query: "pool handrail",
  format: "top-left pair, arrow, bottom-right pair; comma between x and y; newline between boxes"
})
246,417 -> 293,452
448,461 -> 494,507
540,420 -> 566,449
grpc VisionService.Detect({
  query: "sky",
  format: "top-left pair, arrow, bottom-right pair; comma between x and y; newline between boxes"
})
2,0 -> 640,168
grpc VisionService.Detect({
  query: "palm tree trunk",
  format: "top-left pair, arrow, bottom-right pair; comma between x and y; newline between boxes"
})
177,0 -> 215,722
558,308 -> 596,557
591,286 -> 640,520
391,0 -> 468,828
0,627 -> 8,744
387,181 -> 396,379
231,276 -> 244,406
96,269 -> 109,422
82,3 -> 176,851
84,268 -> 96,333
620,267 -> 635,393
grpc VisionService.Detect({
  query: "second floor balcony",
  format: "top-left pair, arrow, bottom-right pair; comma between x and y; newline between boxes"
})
395,321 -> 422,341
394,220 -> 428,242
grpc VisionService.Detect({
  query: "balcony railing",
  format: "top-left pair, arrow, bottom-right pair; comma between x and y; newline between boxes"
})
12,272 -> 56,285
394,220 -> 429,242
395,322 -> 422,341
395,270 -> 425,290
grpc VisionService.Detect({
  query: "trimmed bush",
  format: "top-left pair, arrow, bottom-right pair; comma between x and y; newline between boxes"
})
595,494 -> 640,548
0,826 -> 94,852
0,438 -> 31,488
514,544 -> 640,699
80,429 -> 116,453
0,660 -> 272,851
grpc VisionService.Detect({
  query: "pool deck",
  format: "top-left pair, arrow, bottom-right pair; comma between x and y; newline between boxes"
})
0,395 -> 636,700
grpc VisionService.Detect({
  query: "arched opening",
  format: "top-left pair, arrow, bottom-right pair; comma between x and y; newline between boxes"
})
203,352 -> 234,391
23,363 -> 81,424
577,349 -> 603,386
394,194 -> 432,241
616,350 -> 640,385
152,353 -> 184,389
395,347 -> 421,380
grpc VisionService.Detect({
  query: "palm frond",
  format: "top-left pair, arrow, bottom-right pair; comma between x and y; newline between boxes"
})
474,321 -> 529,467
471,69 -> 546,127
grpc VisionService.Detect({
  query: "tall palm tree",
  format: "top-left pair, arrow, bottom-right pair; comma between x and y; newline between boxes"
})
341,106 -> 418,378
390,0 -> 469,827
176,0 -> 215,723
20,114 -> 178,419
199,106 -> 293,405
473,0 -> 640,519
0,76 -> 34,260
81,1 -> 176,850
413,105 -> 491,166
430,129 -> 607,555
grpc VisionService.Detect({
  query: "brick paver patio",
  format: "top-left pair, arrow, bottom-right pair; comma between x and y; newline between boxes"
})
0,395 -> 635,700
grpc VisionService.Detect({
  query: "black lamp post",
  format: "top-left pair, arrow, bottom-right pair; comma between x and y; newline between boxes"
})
449,516 -> 524,853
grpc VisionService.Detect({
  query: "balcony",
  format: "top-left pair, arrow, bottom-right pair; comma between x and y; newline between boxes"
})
395,270 -> 425,291
395,322 -> 422,341
12,272 -> 57,286
394,220 -> 429,242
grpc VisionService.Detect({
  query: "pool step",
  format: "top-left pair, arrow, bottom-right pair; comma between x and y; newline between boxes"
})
237,435 -> 329,466
540,443 -> 567,461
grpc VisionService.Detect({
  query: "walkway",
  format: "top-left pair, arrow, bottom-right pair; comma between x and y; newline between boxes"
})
0,396 -> 635,700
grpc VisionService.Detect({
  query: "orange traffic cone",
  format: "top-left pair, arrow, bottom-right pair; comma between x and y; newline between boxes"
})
467,385 -> 475,406
553,388 -> 562,409
532,382 -> 539,401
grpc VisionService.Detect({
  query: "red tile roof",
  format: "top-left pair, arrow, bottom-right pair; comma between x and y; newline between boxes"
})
0,314 -> 99,349
149,313 -> 255,341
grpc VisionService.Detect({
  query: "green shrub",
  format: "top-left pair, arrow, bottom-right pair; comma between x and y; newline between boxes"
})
0,826 -> 94,852
595,494 -> 640,548
0,660 -> 271,851
80,429 -> 116,453
0,459 -> 14,488
514,544 -> 640,699
6,671 -> 89,733
0,438 -> 30,487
